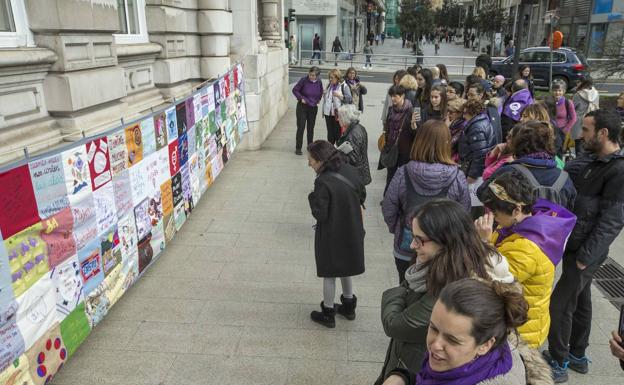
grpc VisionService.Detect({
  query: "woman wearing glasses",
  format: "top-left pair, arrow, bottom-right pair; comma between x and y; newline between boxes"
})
375,200 -> 515,384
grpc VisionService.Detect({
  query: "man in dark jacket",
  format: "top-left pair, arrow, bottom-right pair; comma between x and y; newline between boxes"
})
310,33 -> 322,64
544,109 -> 624,383
292,67 -> 323,155
467,83 -> 503,144
501,79 -> 534,139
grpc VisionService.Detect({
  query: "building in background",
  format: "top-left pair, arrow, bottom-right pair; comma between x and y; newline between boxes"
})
285,0 -> 385,59
0,0 -> 289,165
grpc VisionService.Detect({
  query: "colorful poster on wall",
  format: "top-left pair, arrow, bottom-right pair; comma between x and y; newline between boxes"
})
173,202 -> 186,232
140,117 -> 157,157
40,207 -> 76,269
185,97 -> 195,130
93,183 -> 117,235
117,214 -> 138,265
86,137 -> 112,191
107,131 -> 128,177
15,275 -> 56,349
176,102 -> 187,136
165,106 -> 178,144
160,180 -> 174,217
62,146 -> 92,199
187,125 -> 196,159
84,282 -> 109,328
201,88 -> 210,117
0,231 -> 15,312
100,226 -> 121,277
133,199 -> 152,243
112,170 -> 133,218
0,302 -> 24,372
168,139 -> 180,176
189,154 -> 201,208
153,111 -> 168,150
124,123 -> 143,167
0,165 -> 40,239
29,155 -> 70,220
178,132 -> 189,167
171,172 -> 183,207
59,302 -> 90,358
49,255 -> 83,320
5,223 -> 49,298
77,239 -> 103,297
25,322 -> 66,385
162,214 -> 175,244
180,163 -> 193,215
0,355 -> 35,385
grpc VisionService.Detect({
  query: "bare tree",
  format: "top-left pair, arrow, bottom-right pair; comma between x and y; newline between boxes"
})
591,40 -> 624,78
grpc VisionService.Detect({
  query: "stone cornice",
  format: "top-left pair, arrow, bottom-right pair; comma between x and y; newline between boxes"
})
0,48 -> 58,69
115,42 -> 163,59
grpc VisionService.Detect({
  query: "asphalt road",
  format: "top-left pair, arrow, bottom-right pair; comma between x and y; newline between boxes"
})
288,68 -> 623,94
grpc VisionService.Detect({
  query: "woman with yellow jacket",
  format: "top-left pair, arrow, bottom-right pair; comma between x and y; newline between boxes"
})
475,170 -> 576,348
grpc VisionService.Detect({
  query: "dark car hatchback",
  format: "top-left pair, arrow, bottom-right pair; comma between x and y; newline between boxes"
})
490,47 -> 591,91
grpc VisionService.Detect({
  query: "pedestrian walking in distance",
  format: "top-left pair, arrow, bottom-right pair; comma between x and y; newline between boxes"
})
292,66 -> 323,155
331,36 -> 343,66
307,140 -> 365,328
310,33 -> 322,65
363,41 -> 374,69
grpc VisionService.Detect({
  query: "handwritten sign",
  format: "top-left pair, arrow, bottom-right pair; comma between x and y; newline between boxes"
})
70,193 -> 97,252
15,275 -> 56,348
133,198 -> 151,241
112,170 -> 133,218
86,138 -> 112,191
117,214 -> 138,265
49,255 -> 83,319
93,183 -> 117,234
160,180 -> 174,217
107,131 -> 128,177
59,302 -> 91,358
29,154 -> 70,219
0,166 -> 40,239
77,239 -> 102,297
62,145 -> 92,198
129,160 -> 148,205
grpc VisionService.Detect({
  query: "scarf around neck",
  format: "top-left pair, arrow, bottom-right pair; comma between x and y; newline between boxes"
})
404,262 -> 428,293
416,343 -> 513,385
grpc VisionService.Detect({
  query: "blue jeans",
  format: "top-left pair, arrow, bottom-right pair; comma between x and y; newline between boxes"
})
365,55 -> 372,67
310,50 -> 321,64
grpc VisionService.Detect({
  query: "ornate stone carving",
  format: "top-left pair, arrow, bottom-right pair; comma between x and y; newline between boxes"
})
260,0 -> 282,45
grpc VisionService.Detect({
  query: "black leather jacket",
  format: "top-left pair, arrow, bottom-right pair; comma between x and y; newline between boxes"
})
336,122 -> 372,185
564,149 -> 624,267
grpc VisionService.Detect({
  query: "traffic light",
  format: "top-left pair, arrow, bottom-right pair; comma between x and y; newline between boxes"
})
288,8 -> 296,22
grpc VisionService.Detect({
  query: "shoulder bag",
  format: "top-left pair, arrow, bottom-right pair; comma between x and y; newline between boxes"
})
380,112 -> 409,169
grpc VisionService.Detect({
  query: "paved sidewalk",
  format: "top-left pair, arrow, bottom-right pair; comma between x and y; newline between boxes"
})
49,81 -> 624,385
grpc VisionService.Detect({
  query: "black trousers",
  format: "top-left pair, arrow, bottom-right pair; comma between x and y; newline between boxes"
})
394,258 -> 410,284
548,254 -> 599,363
325,115 -> 341,145
295,102 -> 317,151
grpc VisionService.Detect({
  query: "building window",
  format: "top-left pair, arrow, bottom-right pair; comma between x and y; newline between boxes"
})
0,0 -> 33,47
114,0 -> 148,44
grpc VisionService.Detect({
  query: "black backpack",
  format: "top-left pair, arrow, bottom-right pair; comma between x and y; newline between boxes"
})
510,164 -> 568,206
397,169 -> 454,252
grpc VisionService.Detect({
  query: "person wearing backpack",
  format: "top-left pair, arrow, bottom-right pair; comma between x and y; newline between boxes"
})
478,121 -> 577,211
476,171 -> 576,349
382,120 -> 470,283
571,79 -> 599,155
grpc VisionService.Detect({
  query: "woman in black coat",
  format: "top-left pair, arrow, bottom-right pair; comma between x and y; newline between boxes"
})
336,104 -> 372,187
307,140 -> 366,328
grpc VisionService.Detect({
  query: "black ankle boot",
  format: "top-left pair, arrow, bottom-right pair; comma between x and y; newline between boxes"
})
336,294 -> 357,320
310,301 -> 336,328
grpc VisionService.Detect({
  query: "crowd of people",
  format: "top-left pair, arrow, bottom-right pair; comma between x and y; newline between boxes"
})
292,61 -> 624,384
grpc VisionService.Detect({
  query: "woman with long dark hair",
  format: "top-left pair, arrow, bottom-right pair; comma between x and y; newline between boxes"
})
382,70 -> 408,123
415,68 -> 433,107
514,65 -> 535,98
381,279 -> 554,385
420,85 -> 448,124
375,199 -> 511,384
307,140 -> 365,328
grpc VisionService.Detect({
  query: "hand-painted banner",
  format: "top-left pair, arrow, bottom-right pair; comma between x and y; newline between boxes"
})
0,64 -> 249,382
86,138 -> 112,191
29,155 -> 69,219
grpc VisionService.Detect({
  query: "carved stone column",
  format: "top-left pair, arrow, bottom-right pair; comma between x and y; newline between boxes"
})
260,0 -> 281,46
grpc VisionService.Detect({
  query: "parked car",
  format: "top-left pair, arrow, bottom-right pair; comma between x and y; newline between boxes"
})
489,47 -> 590,91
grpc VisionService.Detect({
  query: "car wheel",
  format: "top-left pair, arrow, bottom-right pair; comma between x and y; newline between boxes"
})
552,76 -> 569,91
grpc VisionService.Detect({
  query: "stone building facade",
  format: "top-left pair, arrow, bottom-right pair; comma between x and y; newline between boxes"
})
0,0 -> 288,165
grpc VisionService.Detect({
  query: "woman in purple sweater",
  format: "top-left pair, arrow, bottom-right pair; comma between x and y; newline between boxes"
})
545,83 -> 577,157
382,120 -> 470,282
292,66 -> 323,155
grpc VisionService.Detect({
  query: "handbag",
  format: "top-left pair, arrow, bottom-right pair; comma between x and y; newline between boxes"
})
377,131 -> 386,151
379,113 -> 409,169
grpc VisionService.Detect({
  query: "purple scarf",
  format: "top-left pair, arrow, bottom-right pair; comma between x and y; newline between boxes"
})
417,343 -> 513,385
495,199 -> 577,266
502,89 -> 533,122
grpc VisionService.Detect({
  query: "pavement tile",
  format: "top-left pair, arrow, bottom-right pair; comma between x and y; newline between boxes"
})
196,300 -> 300,328
106,296 -> 203,324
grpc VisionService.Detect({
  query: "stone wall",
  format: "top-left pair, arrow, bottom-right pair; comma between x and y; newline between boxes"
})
0,0 -> 289,165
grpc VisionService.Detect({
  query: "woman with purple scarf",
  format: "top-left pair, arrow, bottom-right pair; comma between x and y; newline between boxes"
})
476,171 -> 576,348
382,279 -> 554,385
